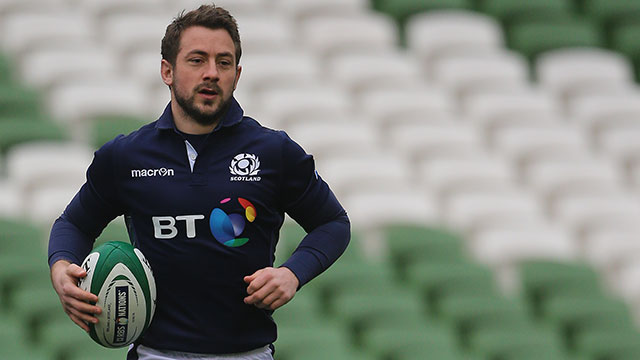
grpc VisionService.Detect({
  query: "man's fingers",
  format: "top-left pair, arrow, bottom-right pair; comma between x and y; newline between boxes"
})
68,313 -> 91,332
67,263 -> 87,278
67,304 -> 99,325
245,271 -> 271,295
244,284 -> 275,305
64,282 -> 98,304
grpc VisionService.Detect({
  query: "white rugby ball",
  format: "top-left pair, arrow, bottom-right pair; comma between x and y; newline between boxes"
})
79,241 -> 156,348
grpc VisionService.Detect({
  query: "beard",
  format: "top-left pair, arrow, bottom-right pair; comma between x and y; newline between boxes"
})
173,82 -> 233,127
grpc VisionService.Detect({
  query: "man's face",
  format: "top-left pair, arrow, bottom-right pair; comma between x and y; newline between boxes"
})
162,26 -> 241,126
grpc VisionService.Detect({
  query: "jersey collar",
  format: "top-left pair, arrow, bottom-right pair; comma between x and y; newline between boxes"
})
155,97 -> 245,132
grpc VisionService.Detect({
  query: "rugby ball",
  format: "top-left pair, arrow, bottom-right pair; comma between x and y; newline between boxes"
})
78,241 -> 156,348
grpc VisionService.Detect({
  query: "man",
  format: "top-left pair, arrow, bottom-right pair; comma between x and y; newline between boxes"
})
48,4 -> 350,360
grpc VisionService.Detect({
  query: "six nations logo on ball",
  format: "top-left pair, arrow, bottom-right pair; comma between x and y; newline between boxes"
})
230,153 -> 261,182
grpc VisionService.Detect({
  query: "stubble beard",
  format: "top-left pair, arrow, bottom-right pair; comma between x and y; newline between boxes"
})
173,84 -> 233,127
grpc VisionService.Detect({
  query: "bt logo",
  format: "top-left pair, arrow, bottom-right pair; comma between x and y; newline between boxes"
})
151,197 -> 257,247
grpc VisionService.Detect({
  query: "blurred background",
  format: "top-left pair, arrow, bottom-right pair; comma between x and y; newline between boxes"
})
2,0 -> 640,359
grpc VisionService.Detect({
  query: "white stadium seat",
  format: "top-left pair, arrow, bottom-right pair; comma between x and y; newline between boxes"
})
19,46 -> 120,90
125,50 -> 165,90
48,79 -> 149,123
5,141 -> 92,206
1,10 -> 96,55
463,87 -> 562,132
387,122 -> 483,162
430,50 -> 530,99
316,152 -> 413,200
233,14 -> 296,55
169,0 -> 270,16
356,86 -> 457,129
535,48 -> 635,100
0,180 -> 23,217
286,121 -> 380,159
406,10 -> 504,63
239,51 -> 321,94
297,11 -> 398,58
417,154 -> 516,198
567,91 -> 640,134
251,85 -> 352,128
101,13 -> 170,55
274,0 -> 369,21
326,51 -> 425,95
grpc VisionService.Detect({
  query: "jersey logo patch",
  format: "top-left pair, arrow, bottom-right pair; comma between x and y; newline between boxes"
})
229,153 -> 261,182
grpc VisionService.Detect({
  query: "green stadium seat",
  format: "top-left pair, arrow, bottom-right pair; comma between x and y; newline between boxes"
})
478,0 -> 575,28
91,114 -> 149,149
405,261 -> 498,316
272,288 -> 323,327
0,316 -> 49,360
519,260 -> 603,318
508,17 -> 604,60
574,327 -> 640,360
610,22 -> 640,81
582,0 -> 640,31
0,253 -> 50,312
275,323 -> 357,360
468,325 -> 565,360
38,318 -> 96,360
360,324 -> 461,360
0,118 -> 67,154
0,217 -> 46,255
0,52 -> 15,85
383,224 -> 467,278
374,0 -> 473,28
9,279 -> 65,345
329,289 -> 428,346
541,295 -> 636,350
0,83 -> 44,118
439,295 -> 533,349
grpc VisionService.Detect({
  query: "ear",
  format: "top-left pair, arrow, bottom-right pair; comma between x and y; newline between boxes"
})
233,65 -> 242,90
161,59 -> 174,87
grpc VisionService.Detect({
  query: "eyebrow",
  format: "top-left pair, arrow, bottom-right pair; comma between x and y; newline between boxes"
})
184,50 -> 234,59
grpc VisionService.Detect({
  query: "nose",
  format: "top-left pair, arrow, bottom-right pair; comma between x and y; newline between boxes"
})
202,62 -> 219,81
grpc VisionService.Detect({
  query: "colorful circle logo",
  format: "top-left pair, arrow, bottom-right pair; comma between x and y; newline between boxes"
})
209,197 -> 257,247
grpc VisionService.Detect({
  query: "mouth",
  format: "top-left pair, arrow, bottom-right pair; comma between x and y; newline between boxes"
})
197,87 -> 219,99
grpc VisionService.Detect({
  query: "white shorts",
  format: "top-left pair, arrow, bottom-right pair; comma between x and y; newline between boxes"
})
130,344 -> 273,360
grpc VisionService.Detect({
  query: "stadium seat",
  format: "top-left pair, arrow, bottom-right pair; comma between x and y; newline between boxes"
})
170,0 -> 271,17
405,261 -> 499,316
405,10 -> 504,63
534,48 -> 635,100
48,79 -> 150,126
574,327 -> 640,360
275,323 -> 360,360
274,0 -> 368,22
543,295 -> 637,351
387,122 -> 483,163
0,10 -> 95,56
463,87 -> 562,132
297,11 -> 398,58
356,86 -> 456,129
383,224 -> 466,276
416,154 -> 516,199
467,325 -> 565,360
0,181 -> 22,217
567,90 -> 640,133
0,118 -> 67,154
19,46 -> 120,91
507,17 -> 604,60
232,14 -> 296,55
0,217 -> 45,256
359,324 -> 462,360
581,0 -> 640,31
326,51 -> 425,95
375,0 -> 473,30
429,50 -> 530,98
0,316 -> 49,360
252,84 -> 351,129
238,51 -> 320,94
90,114 -> 150,149
101,13 -> 170,56
285,121 -> 380,159
0,83 -> 44,118
610,22 -> 640,81
518,260 -> 603,318
478,0 -> 575,29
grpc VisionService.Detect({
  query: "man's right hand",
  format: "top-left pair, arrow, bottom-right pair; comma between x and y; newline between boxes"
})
50,260 -> 102,332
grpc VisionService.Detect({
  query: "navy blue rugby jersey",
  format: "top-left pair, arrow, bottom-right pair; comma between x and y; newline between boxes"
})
48,98 -> 350,354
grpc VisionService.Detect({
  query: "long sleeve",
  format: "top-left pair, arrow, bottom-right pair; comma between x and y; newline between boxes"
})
277,133 -> 350,287
48,138 -> 124,267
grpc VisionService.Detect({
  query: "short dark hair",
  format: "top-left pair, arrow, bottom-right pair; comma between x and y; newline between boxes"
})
161,4 -> 242,66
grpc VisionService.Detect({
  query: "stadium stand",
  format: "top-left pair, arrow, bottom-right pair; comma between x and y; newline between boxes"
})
3,0 -> 640,359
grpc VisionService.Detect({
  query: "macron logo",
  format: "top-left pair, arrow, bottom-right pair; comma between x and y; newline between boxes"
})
131,167 -> 175,178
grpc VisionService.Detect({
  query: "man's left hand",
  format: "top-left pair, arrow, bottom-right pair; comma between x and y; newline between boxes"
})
243,267 -> 299,310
